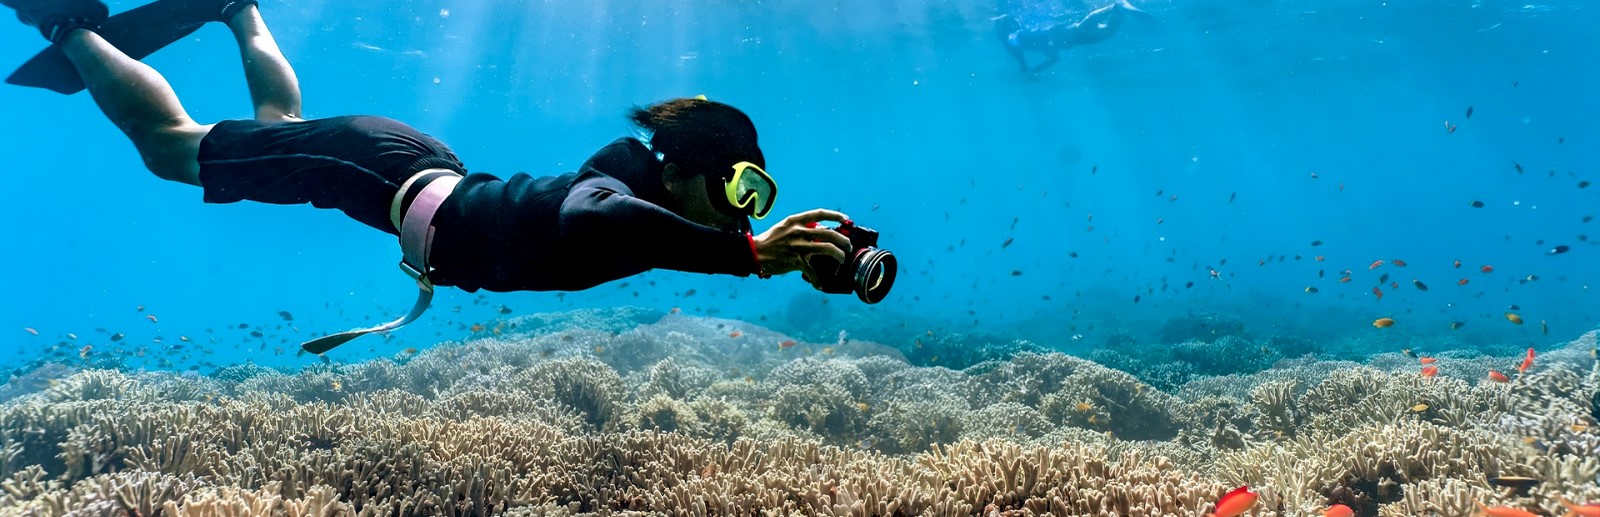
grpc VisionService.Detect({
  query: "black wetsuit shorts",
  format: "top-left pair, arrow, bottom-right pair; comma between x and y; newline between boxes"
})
196,115 -> 466,234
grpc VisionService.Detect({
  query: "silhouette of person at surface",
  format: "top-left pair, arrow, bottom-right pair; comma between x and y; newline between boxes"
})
996,0 -> 1154,79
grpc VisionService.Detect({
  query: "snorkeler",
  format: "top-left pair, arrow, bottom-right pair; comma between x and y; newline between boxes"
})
996,0 -> 1154,78
1,0 -> 896,353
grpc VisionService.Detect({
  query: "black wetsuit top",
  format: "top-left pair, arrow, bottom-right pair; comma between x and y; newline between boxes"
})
426,138 -> 758,292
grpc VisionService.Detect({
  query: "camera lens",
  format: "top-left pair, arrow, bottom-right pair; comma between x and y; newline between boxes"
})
852,248 -> 897,304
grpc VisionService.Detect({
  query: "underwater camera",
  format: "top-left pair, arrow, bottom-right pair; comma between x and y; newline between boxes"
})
806,221 -> 897,304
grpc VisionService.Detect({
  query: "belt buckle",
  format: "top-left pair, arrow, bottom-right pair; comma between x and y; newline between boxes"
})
399,260 -> 435,291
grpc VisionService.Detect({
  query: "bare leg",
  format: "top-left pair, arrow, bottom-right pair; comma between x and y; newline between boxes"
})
60,29 -> 207,185
225,5 -> 302,121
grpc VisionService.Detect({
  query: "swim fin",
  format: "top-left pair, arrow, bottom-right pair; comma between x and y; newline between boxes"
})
7,0 -> 211,94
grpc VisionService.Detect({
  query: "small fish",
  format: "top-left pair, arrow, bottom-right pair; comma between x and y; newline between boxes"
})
1472,500 -> 1537,517
594,346 -> 605,354
1481,265 -> 1494,273
277,311 -> 294,321
1518,347 -> 1535,374
856,402 -> 870,412
1573,424 -> 1591,433
1489,370 -> 1511,383
1541,320 -> 1548,336
469,324 -> 485,332
1421,365 -> 1439,378
778,339 -> 797,350
111,332 -> 125,342
402,347 -> 418,355
822,347 -> 834,354
1373,317 -> 1395,328
670,307 -> 681,314
1458,278 -> 1470,286
1010,270 -> 1023,276
1403,348 -> 1418,358
1304,287 -> 1319,294
1321,504 -> 1353,517
79,345 -> 91,359
1557,498 -> 1600,517
1412,279 -> 1428,291
1514,162 -> 1524,174
1208,486 -> 1259,517
1445,121 -> 1457,133
136,305 -> 145,312
1506,313 -> 1524,325
1075,402 -> 1093,412
66,333 -> 76,340
1410,403 -> 1429,412
1340,275 -> 1352,283
684,289 -> 697,297
1311,240 -> 1323,247
1314,255 -> 1325,261
330,380 -> 342,391
22,327 -> 38,335
498,305 -> 513,314
179,335 -> 190,342
1373,287 -> 1384,301
1002,238 -> 1014,249
1393,259 -> 1408,267
1420,357 -> 1437,364
1580,181 -> 1592,189
728,330 -> 743,338
1451,321 -> 1466,330
1465,106 -> 1474,118
1549,245 -> 1571,255
1369,260 -> 1384,270
1454,259 -> 1462,268
1379,273 -> 1391,284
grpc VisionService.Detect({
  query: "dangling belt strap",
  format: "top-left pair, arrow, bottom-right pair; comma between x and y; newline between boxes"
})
299,168 -> 463,355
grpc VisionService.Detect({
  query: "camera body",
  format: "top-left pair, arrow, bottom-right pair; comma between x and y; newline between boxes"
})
807,221 -> 897,304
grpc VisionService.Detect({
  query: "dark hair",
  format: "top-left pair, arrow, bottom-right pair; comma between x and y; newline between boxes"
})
629,98 -> 764,180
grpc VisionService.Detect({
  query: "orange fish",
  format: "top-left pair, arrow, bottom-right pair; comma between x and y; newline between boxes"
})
1373,317 -> 1395,328
1369,260 -> 1384,270
1373,287 -> 1384,301
1558,497 -> 1600,517
1340,275 -> 1352,283
1314,255 -> 1326,262
728,330 -> 743,338
1324,504 -> 1355,517
1420,357 -> 1437,364
1505,313 -> 1524,325
1481,265 -> 1494,273
1488,370 -> 1511,383
1517,347 -> 1534,374
1473,500 -> 1538,517
778,339 -> 797,350
22,327 -> 38,335
469,323 -> 485,332
1421,366 -> 1439,378
1393,259 -> 1408,267
1458,278 -> 1470,286
1209,486 -> 1259,517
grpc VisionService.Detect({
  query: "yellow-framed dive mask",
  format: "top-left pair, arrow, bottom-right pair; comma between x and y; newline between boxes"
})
724,161 -> 777,220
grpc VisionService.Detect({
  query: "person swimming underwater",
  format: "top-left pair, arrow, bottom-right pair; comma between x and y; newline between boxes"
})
996,0 -> 1154,78
1,0 -> 895,354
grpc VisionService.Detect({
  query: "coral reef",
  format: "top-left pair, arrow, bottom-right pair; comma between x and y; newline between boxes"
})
0,310 -> 1596,516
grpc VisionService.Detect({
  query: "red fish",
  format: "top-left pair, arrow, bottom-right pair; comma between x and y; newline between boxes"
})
1421,366 -> 1439,378
1393,259 -> 1408,267
1488,370 -> 1511,383
1325,504 -> 1355,517
1517,347 -> 1534,374
728,331 -> 743,338
1209,486 -> 1259,517
1391,281 -> 1399,289
1458,278 -> 1470,286
1558,497 -> 1600,517
1481,265 -> 1494,273
1369,260 -> 1385,270
1473,500 -> 1538,517
1340,276 -> 1353,283
778,339 -> 797,350
1373,287 -> 1384,301
1420,357 -> 1437,365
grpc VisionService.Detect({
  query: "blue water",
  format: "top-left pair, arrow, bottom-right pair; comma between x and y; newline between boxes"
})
2,0 -> 1596,373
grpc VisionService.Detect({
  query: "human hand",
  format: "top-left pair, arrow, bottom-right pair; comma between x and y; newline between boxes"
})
752,209 -> 852,285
